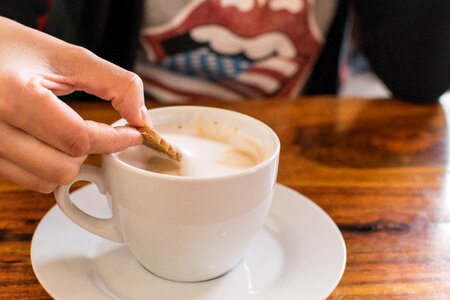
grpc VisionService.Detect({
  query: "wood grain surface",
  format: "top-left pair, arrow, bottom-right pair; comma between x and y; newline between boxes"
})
1,97 -> 450,299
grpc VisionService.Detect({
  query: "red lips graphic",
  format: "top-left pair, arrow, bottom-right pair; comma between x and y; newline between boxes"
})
137,0 -> 323,101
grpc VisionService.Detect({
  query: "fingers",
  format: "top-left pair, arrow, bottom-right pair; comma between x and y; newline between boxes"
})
0,121 -> 140,194
1,19 -> 151,128
2,77 -> 142,157
0,81 -> 141,194
0,18 -> 147,194
83,121 -> 143,154
0,17 -> 149,127
60,46 -> 151,127
0,121 -> 86,185
0,157 -> 57,193
62,120 -> 143,155
39,77 -> 76,96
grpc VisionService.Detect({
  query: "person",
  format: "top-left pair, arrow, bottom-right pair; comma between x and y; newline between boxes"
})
1,0 -> 450,192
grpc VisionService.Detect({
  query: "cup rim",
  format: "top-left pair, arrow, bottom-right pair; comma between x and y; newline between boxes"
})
107,105 -> 280,182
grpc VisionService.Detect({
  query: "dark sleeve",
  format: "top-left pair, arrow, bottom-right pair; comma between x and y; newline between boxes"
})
304,0 -> 349,96
46,0 -> 143,71
354,0 -> 450,103
0,0 -> 47,28
45,0 -> 143,101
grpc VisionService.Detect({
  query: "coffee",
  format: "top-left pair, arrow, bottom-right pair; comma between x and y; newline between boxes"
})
117,115 -> 267,177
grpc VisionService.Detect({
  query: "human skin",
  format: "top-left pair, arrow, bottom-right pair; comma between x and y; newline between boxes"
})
0,17 -> 151,193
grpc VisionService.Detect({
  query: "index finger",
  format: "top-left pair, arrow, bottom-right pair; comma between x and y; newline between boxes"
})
4,77 -> 143,157
56,46 -> 151,127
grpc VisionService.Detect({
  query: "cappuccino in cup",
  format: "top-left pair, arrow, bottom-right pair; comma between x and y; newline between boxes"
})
117,115 -> 267,177
55,106 -> 280,282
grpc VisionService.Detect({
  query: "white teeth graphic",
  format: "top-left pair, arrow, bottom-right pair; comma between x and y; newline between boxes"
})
254,57 -> 298,77
236,72 -> 279,94
190,25 -> 296,60
220,0 -> 303,13
220,0 -> 254,12
270,0 -> 303,13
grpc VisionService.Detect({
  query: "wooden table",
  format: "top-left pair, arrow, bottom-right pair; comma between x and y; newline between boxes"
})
1,97 -> 450,299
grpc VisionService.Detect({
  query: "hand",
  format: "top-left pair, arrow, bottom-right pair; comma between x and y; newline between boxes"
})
0,17 -> 150,193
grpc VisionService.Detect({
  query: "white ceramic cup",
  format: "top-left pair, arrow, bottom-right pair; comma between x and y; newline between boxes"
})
54,106 -> 280,282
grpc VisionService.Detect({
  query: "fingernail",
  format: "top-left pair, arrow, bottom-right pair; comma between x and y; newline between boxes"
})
118,126 -> 143,145
141,106 -> 152,127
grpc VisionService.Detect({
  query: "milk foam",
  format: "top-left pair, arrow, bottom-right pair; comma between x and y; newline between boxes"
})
166,133 -> 256,176
117,115 -> 267,177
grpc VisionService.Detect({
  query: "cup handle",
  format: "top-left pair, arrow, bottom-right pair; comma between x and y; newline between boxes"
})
54,164 -> 123,243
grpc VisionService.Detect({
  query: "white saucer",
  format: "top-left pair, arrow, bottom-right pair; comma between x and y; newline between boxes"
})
31,183 -> 346,300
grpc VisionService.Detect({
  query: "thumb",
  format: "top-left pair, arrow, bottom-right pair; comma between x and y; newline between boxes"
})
84,120 -> 143,154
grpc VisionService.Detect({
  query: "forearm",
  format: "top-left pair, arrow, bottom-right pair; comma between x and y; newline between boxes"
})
354,0 -> 450,103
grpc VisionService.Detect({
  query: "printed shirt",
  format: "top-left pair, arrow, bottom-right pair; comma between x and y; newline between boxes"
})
135,0 -> 327,102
